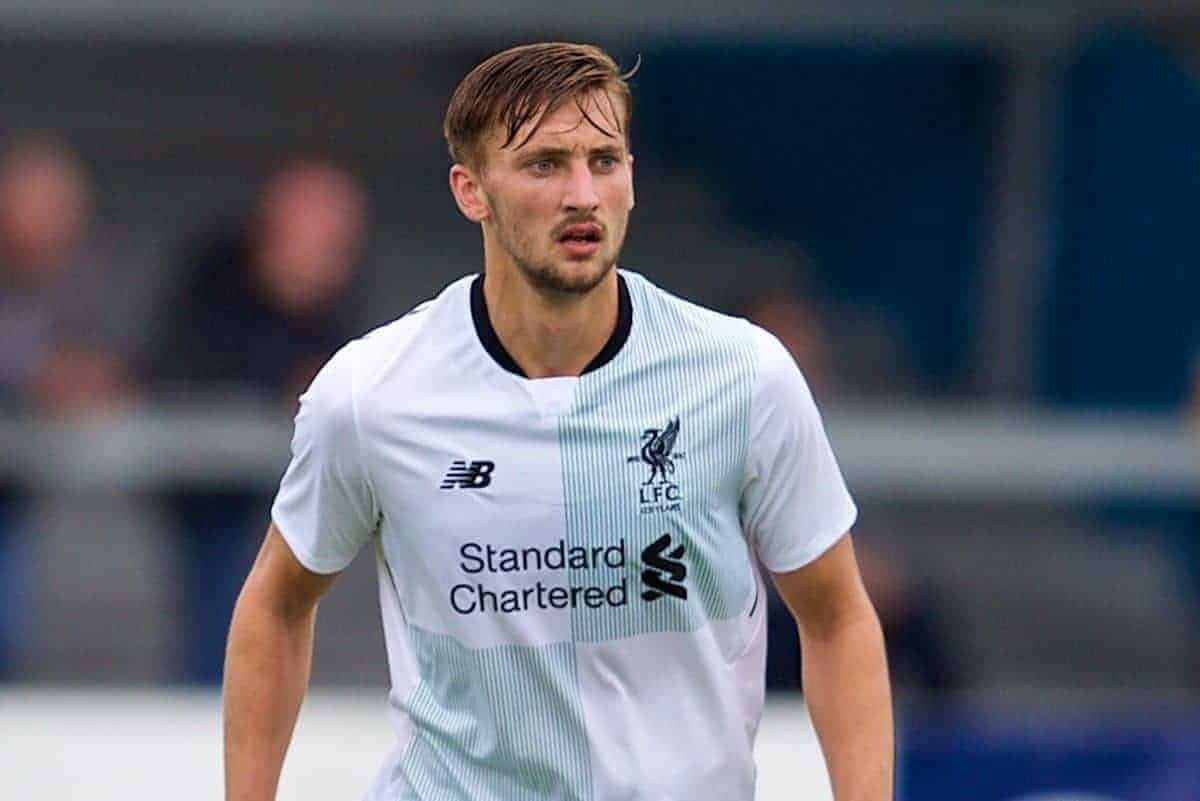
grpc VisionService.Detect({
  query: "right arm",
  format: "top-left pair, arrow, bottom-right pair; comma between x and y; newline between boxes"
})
223,523 -> 340,801
226,337 -> 376,799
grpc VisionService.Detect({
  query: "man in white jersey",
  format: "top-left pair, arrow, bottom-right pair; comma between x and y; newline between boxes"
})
223,42 -> 893,801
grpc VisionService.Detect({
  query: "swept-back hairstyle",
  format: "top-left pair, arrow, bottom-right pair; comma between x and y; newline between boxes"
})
444,42 -> 637,169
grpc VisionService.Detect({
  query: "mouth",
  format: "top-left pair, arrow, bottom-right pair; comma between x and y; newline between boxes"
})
556,223 -> 603,258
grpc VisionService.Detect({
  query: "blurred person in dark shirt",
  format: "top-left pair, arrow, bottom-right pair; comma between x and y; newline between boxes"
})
154,156 -> 365,402
735,284 -> 963,699
0,136 -> 129,413
151,156 -> 367,683
0,136 -> 130,677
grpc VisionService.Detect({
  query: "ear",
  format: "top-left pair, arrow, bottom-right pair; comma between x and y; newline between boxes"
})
449,164 -> 490,223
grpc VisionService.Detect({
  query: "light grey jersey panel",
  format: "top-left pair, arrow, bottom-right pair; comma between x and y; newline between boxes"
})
561,271 -> 759,643
397,626 -> 591,801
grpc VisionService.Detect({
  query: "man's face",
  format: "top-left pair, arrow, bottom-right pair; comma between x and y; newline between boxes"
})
253,164 -> 365,315
0,148 -> 89,277
474,89 -> 634,296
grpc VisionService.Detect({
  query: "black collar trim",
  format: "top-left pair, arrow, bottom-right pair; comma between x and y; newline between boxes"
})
470,273 -> 632,378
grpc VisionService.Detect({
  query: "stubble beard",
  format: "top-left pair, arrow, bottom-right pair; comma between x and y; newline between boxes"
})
490,202 -> 626,298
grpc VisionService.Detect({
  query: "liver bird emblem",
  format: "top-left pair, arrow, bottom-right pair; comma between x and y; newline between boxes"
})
627,417 -> 683,485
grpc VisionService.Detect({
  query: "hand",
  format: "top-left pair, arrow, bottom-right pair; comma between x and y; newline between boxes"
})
27,345 -> 132,415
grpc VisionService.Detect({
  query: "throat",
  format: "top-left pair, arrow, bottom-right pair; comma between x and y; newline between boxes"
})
474,270 -> 628,378
503,305 -> 611,379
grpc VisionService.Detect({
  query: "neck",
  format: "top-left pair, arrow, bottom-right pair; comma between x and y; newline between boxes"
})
481,265 -> 619,379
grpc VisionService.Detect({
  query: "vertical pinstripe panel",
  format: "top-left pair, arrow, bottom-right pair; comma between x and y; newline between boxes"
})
398,626 -> 592,800
561,272 -> 758,643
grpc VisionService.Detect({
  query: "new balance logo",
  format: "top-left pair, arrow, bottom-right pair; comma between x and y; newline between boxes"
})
440,460 -> 495,490
641,533 -> 687,601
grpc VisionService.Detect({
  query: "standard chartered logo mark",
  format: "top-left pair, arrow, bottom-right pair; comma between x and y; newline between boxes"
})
640,533 -> 687,601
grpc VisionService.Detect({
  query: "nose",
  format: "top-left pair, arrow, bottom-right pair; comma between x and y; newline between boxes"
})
562,159 -> 600,213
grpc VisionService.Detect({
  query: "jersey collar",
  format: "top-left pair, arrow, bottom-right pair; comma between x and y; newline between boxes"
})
470,272 -> 632,378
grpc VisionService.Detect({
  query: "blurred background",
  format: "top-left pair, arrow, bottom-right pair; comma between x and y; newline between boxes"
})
1,2 -> 1198,800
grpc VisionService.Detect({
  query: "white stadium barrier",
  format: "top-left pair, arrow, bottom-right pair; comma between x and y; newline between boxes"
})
0,688 -> 833,800
0,404 -> 1194,500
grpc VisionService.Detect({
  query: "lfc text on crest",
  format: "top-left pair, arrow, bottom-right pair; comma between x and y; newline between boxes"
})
627,417 -> 684,513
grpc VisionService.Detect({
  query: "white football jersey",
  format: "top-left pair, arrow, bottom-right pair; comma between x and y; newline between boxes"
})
272,270 -> 857,801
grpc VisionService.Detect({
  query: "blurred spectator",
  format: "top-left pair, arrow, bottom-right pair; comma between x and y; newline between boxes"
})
152,156 -> 366,402
0,136 -> 129,413
853,534 -> 963,695
734,284 -> 963,699
149,155 -> 367,683
0,136 -> 129,677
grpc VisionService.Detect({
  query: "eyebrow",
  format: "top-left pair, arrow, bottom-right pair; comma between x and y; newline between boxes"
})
516,145 -> 625,162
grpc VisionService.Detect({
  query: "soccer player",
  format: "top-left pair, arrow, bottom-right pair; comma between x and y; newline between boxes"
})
223,42 -> 893,801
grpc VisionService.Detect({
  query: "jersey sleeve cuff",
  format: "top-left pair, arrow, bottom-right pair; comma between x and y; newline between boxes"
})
758,503 -> 858,575
270,513 -> 355,575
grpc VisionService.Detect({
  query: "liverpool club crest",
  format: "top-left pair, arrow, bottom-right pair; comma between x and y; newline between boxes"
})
627,417 -> 684,513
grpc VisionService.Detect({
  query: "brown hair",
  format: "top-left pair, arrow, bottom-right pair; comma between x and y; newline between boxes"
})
444,42 -> 637,169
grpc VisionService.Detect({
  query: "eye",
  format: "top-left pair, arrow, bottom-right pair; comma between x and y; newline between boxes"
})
529,159 -> 556,175
594,155 -> 618,172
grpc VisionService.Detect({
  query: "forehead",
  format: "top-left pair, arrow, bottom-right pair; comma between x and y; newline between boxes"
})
490,89 -> 627,159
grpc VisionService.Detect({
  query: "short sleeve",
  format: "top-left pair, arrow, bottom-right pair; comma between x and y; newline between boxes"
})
271,340 -> 377,574
740,326 -> 857,573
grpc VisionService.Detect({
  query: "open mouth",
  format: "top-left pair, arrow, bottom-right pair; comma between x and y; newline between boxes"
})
557,223 -> 603,244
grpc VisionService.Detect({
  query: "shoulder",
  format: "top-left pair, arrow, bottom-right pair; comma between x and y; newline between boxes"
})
741,320 -> 816,404
622,269 -> 757,348
745,324 -> 808,396
742,323 -> 822,434
343,275 -> 474,388
621,270 -> 813,404
294,338 -> 362,446
302,275 -> 473,424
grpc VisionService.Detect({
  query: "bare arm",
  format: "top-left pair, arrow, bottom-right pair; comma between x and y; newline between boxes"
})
223,523 -> 339,801
772,533 -> 894,801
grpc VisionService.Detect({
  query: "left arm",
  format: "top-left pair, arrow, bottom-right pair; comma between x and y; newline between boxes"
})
772,532 -> 893,801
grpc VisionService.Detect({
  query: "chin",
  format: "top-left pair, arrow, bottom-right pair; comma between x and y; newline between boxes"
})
523,258 -> 614,296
